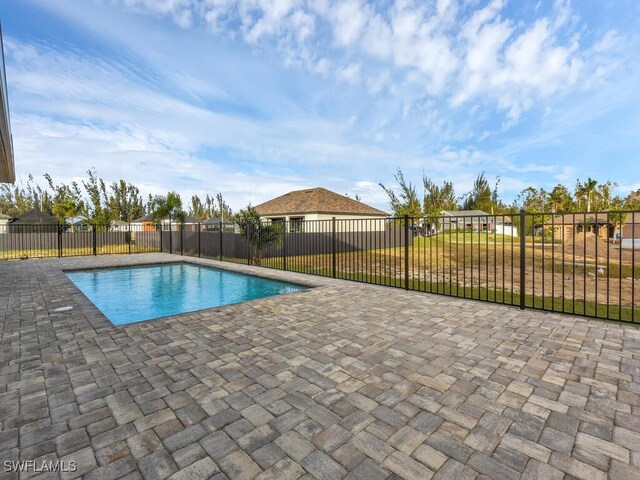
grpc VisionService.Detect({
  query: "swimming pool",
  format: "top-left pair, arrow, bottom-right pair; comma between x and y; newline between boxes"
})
66,262 -> 305,325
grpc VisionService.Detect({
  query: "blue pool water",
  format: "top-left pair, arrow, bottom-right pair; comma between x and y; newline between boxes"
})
66,263 -> 305,325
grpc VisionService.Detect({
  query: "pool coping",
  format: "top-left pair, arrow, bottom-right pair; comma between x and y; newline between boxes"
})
57,256 -> 326,332
4,253 -> 640,479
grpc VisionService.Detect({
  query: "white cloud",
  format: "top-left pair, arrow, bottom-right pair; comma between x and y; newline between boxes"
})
366,70 -> 391,95
337,62 -> 361,85
11,0 -> 639,209
329,0 -> 369,47
88,0 -> 625,122
244,0 -> 300,43
453,0 -> 585,120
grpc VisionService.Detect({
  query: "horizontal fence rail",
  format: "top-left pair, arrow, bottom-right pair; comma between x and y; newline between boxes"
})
2,210 -> 638,323
0,223 -> 162,259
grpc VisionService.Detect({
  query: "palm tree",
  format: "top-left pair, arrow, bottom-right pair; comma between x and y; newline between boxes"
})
236,205 -> 282,265
575,178 -> 599,212
547,185 -> 572,213
150,192 -> 186,223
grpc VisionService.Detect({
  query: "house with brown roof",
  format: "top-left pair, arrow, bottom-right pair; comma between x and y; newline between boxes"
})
543,212 -> 640,244
131,213 -> 156,232
254,187 -> 388,232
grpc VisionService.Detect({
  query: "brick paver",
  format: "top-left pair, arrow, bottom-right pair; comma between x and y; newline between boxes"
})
1,253 -> 639,479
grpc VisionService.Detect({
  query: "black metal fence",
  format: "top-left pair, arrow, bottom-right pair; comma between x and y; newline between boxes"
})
0,223 -> 161,258
2,211 -> 638,323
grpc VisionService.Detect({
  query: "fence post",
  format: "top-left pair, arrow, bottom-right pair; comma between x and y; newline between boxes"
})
93,224 -> 97,256
282,222 -> 287,271
404,215 -> 409,290
128,223 -> 131,255
159,223 -> 163,253
58,224 -> 62,258
197,222 -> 201,258
219,223 -> 223,261
247,223 -> 252,265
519,209 -> 526,310
180,223 -> 184,256
169,220 -> 173,254
332,217 -> 337,278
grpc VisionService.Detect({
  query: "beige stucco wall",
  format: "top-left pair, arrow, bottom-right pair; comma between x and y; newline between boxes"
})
260,213 -> 388,232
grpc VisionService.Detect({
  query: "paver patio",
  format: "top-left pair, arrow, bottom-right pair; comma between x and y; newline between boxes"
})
1,253 -> 639,480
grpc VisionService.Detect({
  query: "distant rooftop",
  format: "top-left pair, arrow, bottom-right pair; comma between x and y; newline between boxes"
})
9,208 -> 58,225
255,187 -> 388,217
441,210 -> 490,217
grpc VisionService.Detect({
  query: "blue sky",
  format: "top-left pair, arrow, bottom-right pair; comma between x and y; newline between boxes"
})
1,0 -> 639,212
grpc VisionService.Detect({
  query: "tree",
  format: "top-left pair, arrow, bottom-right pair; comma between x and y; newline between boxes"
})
575,178 -> 599,212
109,180 -> 145,222
190,195 -> 207,220
461,172 -> 502,213
593,181 -> 617,211
82,168 -> 110,224
45,173 -> 85,224
515,187 -> 547,212
235,205 -> 282,265
626,189 -> 640,210
609,197 -> 627,240
189,193 -> 233,222
423,176 -> 457,213
547,184 -> 573,213
216,192 -> 233,222
150,192 -> 185,223
379,168 -> 422,218
422,176 -> 457,229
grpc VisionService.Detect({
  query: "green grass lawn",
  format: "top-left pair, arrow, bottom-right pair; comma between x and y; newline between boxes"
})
216,257 -> 637,323
1,244 -> 158,260
4,246 -> 634,323
329,269 -> 637,323
413,232 -> 561,246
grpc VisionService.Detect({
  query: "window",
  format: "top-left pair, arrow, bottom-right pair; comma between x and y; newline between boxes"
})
290,217 -> 304,233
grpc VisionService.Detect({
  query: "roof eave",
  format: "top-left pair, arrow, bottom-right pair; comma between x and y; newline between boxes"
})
0,23 -> 14,184
258,211 -> 389,217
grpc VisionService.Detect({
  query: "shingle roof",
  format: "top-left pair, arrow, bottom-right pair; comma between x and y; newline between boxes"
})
132,213 -> 154,223
132,214 -> 198,223
9,208 -> 58,225
441,210 -> 490,217
255,187 -> 388,217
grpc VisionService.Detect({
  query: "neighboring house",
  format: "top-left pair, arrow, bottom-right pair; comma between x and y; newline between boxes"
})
543,213 -> 620,242
440,210 -> 491,232
202,217 -> 222,231
131,214 -> 156,232
254,187 -> 389,232
0,212 -> 9,233
131,215 -> 198,232
161,215 -> 198,232
110,220 -> 129,232
621,212 -> 640,249
436,210 -> 517,236
68,216 -> 90,231
494,216 -> 518,237
8,208 -> 59,232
